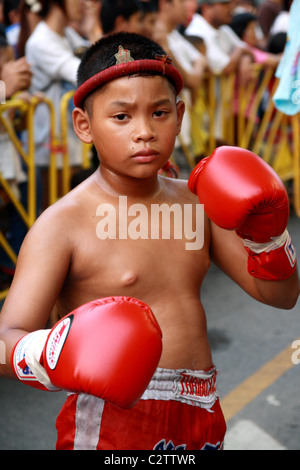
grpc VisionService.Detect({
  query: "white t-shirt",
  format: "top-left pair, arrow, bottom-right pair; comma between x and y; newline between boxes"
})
270,12 -> 290,36
185,13 -> 244,73
26,22 -> 88,167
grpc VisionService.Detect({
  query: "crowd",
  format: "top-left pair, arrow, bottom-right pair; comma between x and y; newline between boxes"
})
0,0 -> 292,289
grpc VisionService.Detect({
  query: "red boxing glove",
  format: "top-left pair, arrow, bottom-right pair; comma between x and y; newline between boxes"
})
11,297 -> 163,408
188,146 -> 297,280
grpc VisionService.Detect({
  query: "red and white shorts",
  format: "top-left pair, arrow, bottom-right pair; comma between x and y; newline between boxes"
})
56,367 -> 226,450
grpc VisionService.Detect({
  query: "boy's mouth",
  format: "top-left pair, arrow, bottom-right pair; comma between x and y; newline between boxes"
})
132,148 -> 160,163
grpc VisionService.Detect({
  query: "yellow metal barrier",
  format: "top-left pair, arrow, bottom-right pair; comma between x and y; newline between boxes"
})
45,90 -> 92,206
0,97 -> 34,298
0,98 -> 35,228
59,90 -> 92,197
0,95 -> 56,298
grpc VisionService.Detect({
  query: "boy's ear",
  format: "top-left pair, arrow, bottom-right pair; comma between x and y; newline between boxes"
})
72,107 -> 93,144
175,99 -> 185,136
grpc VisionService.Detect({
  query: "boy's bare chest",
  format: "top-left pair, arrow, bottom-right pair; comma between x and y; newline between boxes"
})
61,231 -> 208,306
57,193 -> 208,312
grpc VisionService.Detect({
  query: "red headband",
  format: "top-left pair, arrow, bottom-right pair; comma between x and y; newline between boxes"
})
74,47 -> 184,109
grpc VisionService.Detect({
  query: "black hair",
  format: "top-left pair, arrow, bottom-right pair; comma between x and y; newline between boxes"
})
3,0 -> 21,26
268,32 -> 287,54
282,0 -> 292,11
32,0 -> 66,19
138,0 -> 159,16
77,31 -> 168,88
100,0 -> 141,35
230,12 -> 257,39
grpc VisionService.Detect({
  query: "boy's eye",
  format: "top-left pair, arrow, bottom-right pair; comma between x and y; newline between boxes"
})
153,110 -> 168,117
114,114 -> 128,121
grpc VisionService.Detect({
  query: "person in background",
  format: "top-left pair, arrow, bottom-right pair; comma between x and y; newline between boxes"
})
233,0 -> 257,14
17,0 -> 43,58
181,0 -> 199,31
100,0 -> 141,36
137,0 -> 159,39
3,0 -> 21,55
0,23 -> 31,288
154,0 -> 209,175
269,0 -> 291,37
185,0 -> 254,82
185,0 -> 255,141
24,0 -> 93,211
257,0 -> 283,41
69,0 -> 102,44
230,11 -> 282,66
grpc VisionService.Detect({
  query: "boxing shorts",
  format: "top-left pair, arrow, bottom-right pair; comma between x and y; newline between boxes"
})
56,366 -> 226,450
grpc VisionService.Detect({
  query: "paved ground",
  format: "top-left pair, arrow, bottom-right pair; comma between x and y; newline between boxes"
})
0,211 -> 299,450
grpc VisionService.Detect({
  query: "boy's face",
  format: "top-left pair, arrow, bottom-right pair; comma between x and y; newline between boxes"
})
73,75 -> 185,180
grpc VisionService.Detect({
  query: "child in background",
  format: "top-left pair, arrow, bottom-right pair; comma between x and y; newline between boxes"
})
230,12 -> 282,67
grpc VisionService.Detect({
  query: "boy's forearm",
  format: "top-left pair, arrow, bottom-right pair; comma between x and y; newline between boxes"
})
254,269 -> 300,310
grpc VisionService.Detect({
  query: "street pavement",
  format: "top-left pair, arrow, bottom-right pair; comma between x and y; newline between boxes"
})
0,211 -> 299,450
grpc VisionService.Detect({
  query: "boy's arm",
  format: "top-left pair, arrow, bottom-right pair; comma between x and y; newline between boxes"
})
210,223 -> 299,309
189,146 -> 300,310
0,209 -> 72,379
0,207 -> 163,407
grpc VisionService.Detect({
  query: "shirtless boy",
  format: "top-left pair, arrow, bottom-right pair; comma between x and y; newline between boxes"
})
0,32 -> 299,450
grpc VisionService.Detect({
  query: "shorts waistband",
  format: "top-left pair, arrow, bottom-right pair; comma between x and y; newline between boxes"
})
140,366 -> 218,409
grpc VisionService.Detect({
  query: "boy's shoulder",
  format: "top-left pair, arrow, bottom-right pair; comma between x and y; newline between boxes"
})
159,176 -> 198,203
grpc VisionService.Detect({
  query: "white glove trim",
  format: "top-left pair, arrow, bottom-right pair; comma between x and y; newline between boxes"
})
242,229 -> 289,254
14,330 -> 60,391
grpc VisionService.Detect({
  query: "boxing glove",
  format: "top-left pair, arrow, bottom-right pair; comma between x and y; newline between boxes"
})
11,296 -> 163,408
188,146 -> 297,280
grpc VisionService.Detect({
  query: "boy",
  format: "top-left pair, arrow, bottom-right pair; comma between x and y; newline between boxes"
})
0,32 -> 299,450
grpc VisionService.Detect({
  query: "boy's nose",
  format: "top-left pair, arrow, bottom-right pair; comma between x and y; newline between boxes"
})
133,118 -> 156,141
